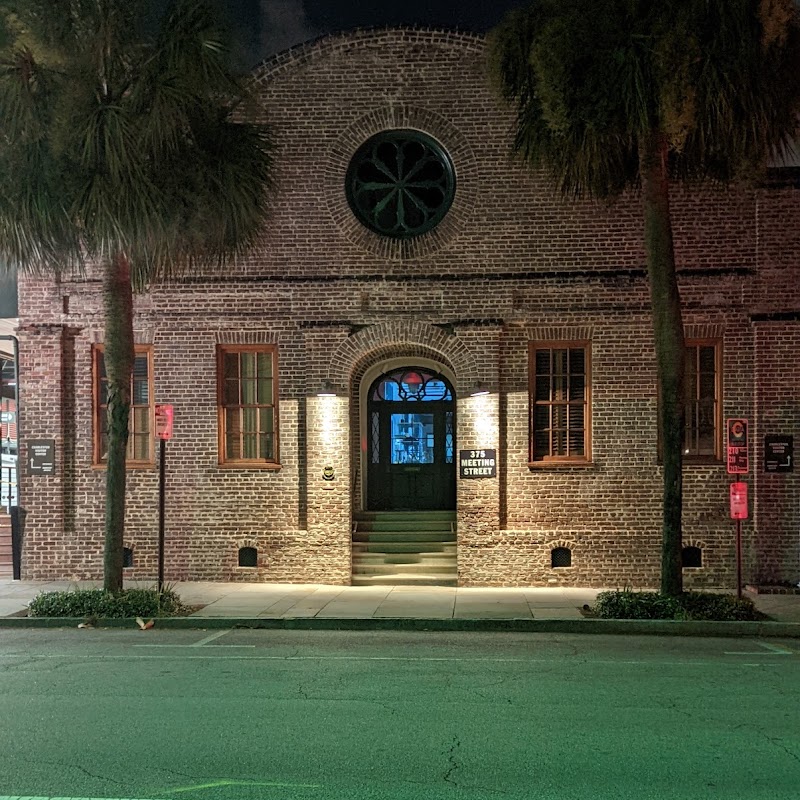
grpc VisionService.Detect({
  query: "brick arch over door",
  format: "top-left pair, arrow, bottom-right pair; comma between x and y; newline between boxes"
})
331,321 -> 477,512
327,321 -> 477,394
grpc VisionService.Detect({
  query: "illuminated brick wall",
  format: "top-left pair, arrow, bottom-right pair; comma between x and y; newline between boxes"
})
15,29 -> 800,587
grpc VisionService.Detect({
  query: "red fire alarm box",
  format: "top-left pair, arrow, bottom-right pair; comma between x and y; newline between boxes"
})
729,481 -> 748,520
155,404 -> 174,441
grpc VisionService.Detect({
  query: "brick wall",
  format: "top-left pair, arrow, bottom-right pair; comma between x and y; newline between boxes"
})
15,28 -> 800,588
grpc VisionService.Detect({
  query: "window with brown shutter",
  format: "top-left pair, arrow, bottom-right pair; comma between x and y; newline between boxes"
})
529,341 -> 591,465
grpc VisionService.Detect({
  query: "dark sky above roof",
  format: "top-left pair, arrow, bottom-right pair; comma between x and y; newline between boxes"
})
222,0 -> 526,69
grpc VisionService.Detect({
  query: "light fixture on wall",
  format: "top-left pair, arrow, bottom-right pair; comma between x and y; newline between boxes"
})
470,381 -> 489,397
317,379 -> 337,397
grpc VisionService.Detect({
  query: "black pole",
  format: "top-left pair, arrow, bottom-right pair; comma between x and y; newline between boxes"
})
736,518 -> 742,600
158,437 -> 166,593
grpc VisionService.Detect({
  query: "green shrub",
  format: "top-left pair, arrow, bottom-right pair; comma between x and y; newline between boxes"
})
594,590 -> 681,619
593,590 -> 762,621
28,587 -> 186,618
677,591 -> 760,621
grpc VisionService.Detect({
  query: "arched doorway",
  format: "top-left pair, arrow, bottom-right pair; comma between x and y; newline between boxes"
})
366,366 -> 456,511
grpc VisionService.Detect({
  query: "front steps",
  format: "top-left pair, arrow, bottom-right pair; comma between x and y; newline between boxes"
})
0,514 -> 11,579
352,511 -> 457,586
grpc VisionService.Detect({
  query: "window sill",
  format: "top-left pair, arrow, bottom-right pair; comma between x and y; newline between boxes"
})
217,461 -> 282,470
528,461 -> 595,470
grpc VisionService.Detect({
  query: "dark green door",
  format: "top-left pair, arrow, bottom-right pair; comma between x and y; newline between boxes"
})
367,368 -> 456,511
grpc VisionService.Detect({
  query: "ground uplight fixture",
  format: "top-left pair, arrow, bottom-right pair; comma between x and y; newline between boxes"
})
470,381 -> 489,396
317,379 -> 337,397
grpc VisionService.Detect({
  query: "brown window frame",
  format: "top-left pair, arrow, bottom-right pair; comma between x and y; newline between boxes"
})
682,338 -> 723,462
528,341 -> 592,466
217,344 -> 280,468
92,344 -> 154,468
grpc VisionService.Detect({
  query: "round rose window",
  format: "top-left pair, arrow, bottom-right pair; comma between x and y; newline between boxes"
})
345,130 -> 456,239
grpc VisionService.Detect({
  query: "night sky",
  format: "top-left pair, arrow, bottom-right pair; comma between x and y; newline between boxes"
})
222,0 -> 526,70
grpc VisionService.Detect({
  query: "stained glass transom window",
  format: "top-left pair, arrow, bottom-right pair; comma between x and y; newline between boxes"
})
346,130 -> 456,239
370,368 -> 453,402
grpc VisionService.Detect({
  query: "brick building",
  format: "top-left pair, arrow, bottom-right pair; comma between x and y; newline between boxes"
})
14,28 -> 800,588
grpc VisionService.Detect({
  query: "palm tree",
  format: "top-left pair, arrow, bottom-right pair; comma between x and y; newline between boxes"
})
0,0 -> 274,591
489,0 -> 800,595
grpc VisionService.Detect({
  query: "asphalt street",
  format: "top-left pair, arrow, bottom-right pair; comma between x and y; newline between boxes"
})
0,629 -> 798,800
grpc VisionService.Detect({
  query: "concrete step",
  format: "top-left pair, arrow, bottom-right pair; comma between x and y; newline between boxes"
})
352,561 -> 457,576
0,525 -> 11,574
353,531 -> 456,543
355,520 -> 455,533
352,512 -> 457,587
353,542 -> 457,554
351,573 -> 458,587
354,511 -> 456,521
353,552 -> 456,566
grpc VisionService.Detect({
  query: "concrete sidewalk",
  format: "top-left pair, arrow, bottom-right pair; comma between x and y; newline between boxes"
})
0,579 -> 599,620
2,578 -> 800,624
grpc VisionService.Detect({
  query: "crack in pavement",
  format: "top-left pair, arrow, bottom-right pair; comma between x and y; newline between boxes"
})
8,754 -> 125,786
761,732 -> 800,765
443,735 -> 461,786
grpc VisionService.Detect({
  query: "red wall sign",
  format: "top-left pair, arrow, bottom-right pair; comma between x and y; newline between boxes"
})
726,418 -> 749,474
155,404 -> 174,441
729,481 -> 748,520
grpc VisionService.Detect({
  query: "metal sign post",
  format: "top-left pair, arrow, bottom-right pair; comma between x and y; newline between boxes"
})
729,482 -> 748,599
154,405 -> 174,593
726,419 -> 749,599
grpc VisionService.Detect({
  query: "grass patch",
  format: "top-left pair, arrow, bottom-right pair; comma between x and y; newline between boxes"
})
593,590 -> 763,621
27,587 -> 189,619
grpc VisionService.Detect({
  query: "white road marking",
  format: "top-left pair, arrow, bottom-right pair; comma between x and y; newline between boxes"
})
134,644 -> 256,649
133,629 -> 255,649
191,629 -> 232,646
724,641 -> 794,655
756,641 -> 795,654
0,653 -> 789,667
0,796 -> 167,800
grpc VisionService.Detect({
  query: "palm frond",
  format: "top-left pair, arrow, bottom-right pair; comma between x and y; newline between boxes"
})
488,0 -> 800,196
0,0 -> 275,281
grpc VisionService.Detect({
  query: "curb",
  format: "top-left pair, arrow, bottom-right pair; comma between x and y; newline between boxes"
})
1,615 -> 799,637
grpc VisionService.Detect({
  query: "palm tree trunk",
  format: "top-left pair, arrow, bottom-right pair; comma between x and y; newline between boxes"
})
640,132 -> 685,597
102,253 -> 134,593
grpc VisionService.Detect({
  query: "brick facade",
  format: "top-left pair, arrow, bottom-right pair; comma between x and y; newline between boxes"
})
15,28 -> 800,588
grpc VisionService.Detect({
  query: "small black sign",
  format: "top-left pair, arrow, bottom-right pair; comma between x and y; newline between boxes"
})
28,439 -> 55,475
459,449 -> 496,479
765,435 -> 793,473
